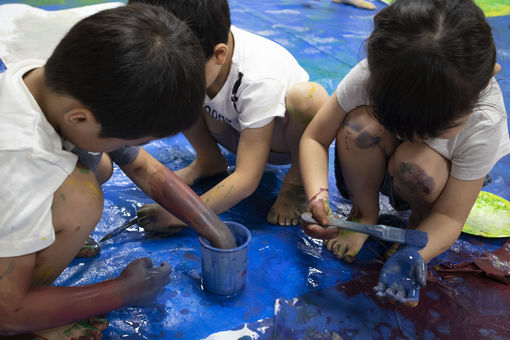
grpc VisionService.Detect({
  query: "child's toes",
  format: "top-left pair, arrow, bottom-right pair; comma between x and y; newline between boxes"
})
325,231 -> 367,262
343,247 -> 360,263
325,238 -> 348,259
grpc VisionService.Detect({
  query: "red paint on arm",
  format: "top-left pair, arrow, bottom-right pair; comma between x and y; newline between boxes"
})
1,258 -> 170,335
1,279 -> 123,334
147,162 -> 236,249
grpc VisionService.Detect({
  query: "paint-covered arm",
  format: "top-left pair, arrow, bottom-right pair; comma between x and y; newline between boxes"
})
119,148 -> 235,249
197,121 -> 274,215
299,92 -> 347,237
0,255 -> 170,335
416,176 -> 485,262
374,176 -> 484,307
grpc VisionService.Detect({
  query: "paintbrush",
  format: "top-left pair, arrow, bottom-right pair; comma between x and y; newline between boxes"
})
300,212 -> 428,249
99,217 -> 138,243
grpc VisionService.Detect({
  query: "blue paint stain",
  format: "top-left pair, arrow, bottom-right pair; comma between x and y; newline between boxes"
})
426,291 -> 441,301
0,57 -> 6,72
437,320 -> 451,335
423,329 -> 436,340
428,309 -> 440,319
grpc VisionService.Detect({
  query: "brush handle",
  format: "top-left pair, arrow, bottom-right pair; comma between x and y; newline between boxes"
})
300,212 -> 405,243
100,218 -> 138,242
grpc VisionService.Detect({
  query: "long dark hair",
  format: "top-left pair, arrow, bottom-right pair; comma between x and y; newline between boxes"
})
366,0 -> 496,140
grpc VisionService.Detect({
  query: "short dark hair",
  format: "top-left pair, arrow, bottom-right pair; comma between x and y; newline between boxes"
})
127,0 -> 231,59
45,4 -> 205,140
366,0 -> 496,140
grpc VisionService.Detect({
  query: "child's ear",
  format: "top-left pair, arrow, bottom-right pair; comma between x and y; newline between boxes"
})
493,63 -> 501,76
63,107 -> 97,128
213,43 -> 228,66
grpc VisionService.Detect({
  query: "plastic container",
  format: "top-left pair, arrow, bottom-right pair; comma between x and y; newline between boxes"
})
199,221 -> 251,296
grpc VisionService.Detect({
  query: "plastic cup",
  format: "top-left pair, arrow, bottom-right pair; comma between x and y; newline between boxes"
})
199,221 -> 251,296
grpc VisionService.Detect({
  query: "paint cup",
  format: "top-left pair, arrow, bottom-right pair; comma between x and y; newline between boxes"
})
199,221 -> 251,296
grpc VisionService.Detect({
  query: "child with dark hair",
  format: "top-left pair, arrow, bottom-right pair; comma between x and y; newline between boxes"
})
300,0 -> 509,306
128,0 -> 329,229
0,4 -> 213,338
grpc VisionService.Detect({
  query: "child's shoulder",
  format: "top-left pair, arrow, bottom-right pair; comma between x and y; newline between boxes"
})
0,59 -> 44,111
475,77 -> 506,123
231,26 -> 308,85
0,60 -> 57,150
0,2 -> 123,66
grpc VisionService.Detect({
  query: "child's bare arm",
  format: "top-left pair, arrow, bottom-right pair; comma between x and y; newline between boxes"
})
199,121 -> 275,214
119,148 -> 236,248
416,176 -> 485,262
375,176 -> 484,306
0,254 -> 170,335
300,92 -> 349,235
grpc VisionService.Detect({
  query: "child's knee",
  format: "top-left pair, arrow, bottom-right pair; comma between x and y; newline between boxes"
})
285,82 -> 328,124
389,143 -> 447,201
338,107 -> 386,150
52,165 -> 104,233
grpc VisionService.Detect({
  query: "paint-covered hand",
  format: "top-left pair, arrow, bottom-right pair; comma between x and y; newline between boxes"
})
301,197 -> 338,239
116,257 -> 172,307
374,247 -> 427,307
137,203 -> 186,233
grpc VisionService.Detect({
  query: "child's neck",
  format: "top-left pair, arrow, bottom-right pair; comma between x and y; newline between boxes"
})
207,31 -> 234,98
23,67 -> 65,134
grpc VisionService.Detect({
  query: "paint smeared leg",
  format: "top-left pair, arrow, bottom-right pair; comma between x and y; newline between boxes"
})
333,0 -> 376,10
325,230 -> 369,263
75,236 -> 100,258
267,182 -> 306,226
137,203 -> 186,234
28,317 -> 108,340
175,157 -> 228,186
268,82 -> 328,226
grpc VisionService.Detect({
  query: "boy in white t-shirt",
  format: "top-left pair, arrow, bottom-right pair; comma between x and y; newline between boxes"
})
300,0 -> 509,306
0,5 -> 210,338
129,0 -> 329,228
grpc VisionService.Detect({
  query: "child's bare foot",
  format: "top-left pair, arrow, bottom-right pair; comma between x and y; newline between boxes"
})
137,204 -> 186,234
23,317 -> 108,340
333,0 -> 376,10
325,230 -> 369,263
267,183 -> 306,226
175,157 -> 228,186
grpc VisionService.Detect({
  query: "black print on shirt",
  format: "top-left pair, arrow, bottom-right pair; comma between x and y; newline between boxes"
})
205,105 -> 232,123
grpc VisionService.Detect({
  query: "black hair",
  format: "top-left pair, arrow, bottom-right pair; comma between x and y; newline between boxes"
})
127,0 -> 231,59
366,0 -> 496,140
45,4 -> 205,139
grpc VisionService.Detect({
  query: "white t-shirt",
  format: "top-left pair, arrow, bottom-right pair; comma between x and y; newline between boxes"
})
0,2 -> 123,67
0,60 -> 78,257
336,59 -> 510,180
204,26 -> 310,131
